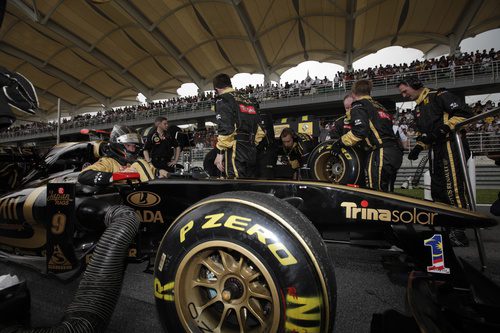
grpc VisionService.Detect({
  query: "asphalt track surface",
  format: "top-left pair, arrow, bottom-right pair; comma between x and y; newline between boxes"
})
1,208 -> 499,333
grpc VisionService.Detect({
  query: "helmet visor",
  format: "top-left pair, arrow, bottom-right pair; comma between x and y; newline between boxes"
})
115,132 -> 143,145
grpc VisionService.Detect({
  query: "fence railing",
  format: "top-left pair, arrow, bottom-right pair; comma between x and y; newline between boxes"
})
1,60 -> 499,142
402,132 -> 500,155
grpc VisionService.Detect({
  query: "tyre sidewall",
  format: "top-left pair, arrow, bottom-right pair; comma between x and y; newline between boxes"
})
155,193 -> 334,332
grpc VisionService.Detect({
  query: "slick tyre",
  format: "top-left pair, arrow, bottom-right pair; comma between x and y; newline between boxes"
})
154,191 -> 336,333
308,140 -> 362,184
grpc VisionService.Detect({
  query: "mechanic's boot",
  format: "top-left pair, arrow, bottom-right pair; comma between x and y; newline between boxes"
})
449,228 -> 469,247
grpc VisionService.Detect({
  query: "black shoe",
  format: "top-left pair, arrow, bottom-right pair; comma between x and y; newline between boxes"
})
449,229 -> 469,247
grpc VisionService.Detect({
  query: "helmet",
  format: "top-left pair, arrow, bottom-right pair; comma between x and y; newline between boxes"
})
108,125 -> 143,164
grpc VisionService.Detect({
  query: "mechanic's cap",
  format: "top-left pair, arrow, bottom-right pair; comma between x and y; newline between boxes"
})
110,125 -> 142,144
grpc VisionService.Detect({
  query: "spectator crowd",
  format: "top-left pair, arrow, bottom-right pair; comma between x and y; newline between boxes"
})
2,48 -> 500,141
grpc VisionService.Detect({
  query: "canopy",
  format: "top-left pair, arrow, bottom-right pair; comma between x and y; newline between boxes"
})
1,0 -> 498,118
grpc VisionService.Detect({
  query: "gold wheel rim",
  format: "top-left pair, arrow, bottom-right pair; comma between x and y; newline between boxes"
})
175,240 -> 281,333
314,152 -> 345,183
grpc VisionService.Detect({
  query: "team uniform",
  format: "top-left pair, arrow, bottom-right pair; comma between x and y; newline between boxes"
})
331,112 -> 352,140
144,130 -> 179,172
412,88 -> 472,208
281,133 -> 315,178
255,107 -> 277,179
78,156 -> 158,185
341,96 -> 402,192
78,125 -> 161,186
214,87 -> 261,178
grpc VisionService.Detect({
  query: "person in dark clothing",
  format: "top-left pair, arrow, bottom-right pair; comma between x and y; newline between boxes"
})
255,107 -> 278,179
331,94 -> 355,140
280,128 -> 315,180
338,80 -> 402,192
78,125 -> 168,186
143,116 -> 180,173
213,73 -> 262,178
398,77 -> 472,246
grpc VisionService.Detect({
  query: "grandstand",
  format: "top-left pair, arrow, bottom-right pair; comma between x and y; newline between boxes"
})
0,1 -> 499,189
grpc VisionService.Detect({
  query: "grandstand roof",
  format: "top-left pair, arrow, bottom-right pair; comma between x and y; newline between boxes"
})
1,0 -> 499,118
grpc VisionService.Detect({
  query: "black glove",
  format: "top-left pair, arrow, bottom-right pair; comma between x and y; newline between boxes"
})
331,140 -> 344,156
419,125 -> 451,145
407,145 -> 423,160
332,139 -> 344,151
433,124 -> 451,141
417,133 -> 432,145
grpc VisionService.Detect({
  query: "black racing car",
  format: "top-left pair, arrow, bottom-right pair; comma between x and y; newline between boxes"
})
0,128 -> 499,332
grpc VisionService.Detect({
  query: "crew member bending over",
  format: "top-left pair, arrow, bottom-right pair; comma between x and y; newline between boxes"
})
280,128 -> 314,180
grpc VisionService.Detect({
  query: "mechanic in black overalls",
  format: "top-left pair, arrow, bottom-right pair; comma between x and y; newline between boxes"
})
331,94 -> 355,140
330,94 -> 367,187
279,128 -> 315,180
143,116 -> 180,173
213,73 -> 261,179
337,79 -> 402,192
255,107 -> 278,179
398,77 -> 472,246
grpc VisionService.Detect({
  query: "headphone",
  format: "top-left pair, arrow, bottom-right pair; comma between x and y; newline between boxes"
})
399,76 -> 423,90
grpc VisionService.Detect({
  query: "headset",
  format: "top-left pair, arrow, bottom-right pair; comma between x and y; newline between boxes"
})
398,76 -> 423,90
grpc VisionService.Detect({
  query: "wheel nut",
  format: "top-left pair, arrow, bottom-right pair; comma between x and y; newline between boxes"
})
222,289 -> 231,301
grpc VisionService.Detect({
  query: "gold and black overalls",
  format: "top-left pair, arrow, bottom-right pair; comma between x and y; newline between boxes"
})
413,88 -> 472,208
214,88 -> 261,179
144,130 -> 179,172
341,96 -> 403,192
78,156 -> 158,185
281,133 -> 315,179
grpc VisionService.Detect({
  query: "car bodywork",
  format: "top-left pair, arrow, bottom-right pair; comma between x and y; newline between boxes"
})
0,139 -> 499,332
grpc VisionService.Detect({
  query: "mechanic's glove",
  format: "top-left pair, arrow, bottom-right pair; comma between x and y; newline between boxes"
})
433,124 -> 451,141
419,125 -> 451,145
289,160 -> 300,170
417,133 -> 432,145
332,139 -> 344,151
407,145 -> 423,161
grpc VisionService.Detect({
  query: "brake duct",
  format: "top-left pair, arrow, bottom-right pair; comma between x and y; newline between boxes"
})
4,205 -> 140,333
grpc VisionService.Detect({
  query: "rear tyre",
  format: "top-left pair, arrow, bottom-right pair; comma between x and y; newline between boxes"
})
154,191 -> 336,332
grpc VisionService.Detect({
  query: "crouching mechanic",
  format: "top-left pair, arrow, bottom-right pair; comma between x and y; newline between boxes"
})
280,128 -> 315,180
78,125 -> 168,186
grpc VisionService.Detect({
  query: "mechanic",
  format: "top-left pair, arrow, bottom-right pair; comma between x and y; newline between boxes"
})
143,116 -> 181,173
213,73 -> 262,178
78,125 -> 168,186
331,94 -> 355,140
398,77 -> 472,246
279,127 -> 315,180
337,79 -> 403,192
255,107 -> 278,179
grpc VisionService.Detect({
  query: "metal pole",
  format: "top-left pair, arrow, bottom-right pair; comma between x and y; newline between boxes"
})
56,98 -> 61,145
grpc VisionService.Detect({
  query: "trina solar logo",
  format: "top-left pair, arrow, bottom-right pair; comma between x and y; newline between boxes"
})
127,191 -> 161,207
341,200 -> 436,225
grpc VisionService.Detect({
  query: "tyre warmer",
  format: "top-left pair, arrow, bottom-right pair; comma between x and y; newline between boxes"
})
5,205 -> 140,333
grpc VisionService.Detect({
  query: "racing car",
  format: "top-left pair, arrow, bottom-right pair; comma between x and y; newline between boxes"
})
0,115 -> 499,333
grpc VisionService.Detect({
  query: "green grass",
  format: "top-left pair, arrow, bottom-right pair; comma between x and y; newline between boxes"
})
394,188 -> 499,204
